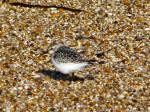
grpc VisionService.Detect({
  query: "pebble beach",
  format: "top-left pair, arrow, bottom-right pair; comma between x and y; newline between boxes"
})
0,0 -> 150,111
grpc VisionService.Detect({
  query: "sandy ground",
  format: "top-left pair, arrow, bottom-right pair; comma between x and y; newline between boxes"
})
0,0 -> 150,112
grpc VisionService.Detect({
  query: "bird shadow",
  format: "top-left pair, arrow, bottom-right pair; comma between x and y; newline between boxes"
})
38,69 -> 85,82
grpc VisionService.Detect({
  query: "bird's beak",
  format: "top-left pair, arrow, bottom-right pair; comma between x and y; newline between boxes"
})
47,45 -> 55,55
49,50 -> 53,55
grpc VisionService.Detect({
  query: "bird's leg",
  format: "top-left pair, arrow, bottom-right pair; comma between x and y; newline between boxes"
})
71,72 -> 74,77
71,73 -> 75,81
68,73 -> 74,84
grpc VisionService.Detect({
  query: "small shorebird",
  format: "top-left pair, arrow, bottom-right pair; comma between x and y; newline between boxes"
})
51,44 -> 96,74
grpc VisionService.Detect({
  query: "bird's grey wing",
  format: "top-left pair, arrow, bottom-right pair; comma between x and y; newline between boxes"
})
54,45 -> 86,63
63,47 -> 83,63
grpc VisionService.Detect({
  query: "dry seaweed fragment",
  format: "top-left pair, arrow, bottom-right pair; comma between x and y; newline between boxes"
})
6,1 -> 85,13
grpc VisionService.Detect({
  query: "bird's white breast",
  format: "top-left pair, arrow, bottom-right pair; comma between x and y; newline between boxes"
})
52,58 -> 88,74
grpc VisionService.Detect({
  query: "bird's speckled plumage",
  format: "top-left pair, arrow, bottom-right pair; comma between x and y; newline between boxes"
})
52,45 -> 86,63
51,45 -> 95,74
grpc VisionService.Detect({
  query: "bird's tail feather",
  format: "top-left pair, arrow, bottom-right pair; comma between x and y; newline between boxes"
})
87,59 -> 105,65
87,59 -> 98,64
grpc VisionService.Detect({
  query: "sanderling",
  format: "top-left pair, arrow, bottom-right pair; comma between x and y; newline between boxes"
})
51,44 -> 96,74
